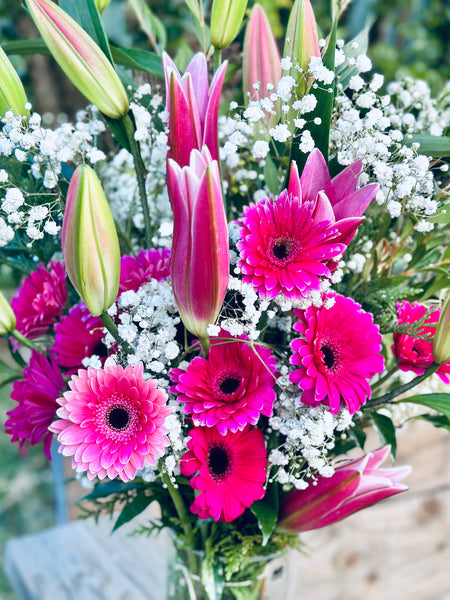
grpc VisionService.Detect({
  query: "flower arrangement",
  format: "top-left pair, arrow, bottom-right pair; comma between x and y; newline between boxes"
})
1,0 -> 449,598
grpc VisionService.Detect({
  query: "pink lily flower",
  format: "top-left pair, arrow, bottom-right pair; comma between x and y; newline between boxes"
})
288,148 -> 378,249
278,446 -> 411,532
166,147 -> 229,340
162,52 -> 227,168
242,4 -> 281,105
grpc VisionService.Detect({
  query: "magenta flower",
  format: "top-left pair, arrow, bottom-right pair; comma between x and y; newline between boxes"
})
5,350 -> 66,459
119,247 -> 171,294
170,330 -> 277,435
162,52 -> 227,167
49,360 -> 171,482
289,293 -> 384,414
278,446 -> 410,532
181,425 -> 267,522
167,147 -> 229,339
392,301 -> 450,383
53,303 -> 110,374
11,261 -> 67,346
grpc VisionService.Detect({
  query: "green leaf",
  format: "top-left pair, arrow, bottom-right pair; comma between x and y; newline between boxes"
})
399,393 -> 450,420
250,482 -> 279,546
0,358 -> 22,388
128,0 -> 167,51
2,39 -> 49,56
413,247 -> 442,269
79,480 -> 144,501
263,155 -> 280,195
59,0 -> 113,63
371,412 -> 397,460
413,413 -> 450,430
111,46 -> 163,78
113,492 -> 153,531
428,208 -> 450,224
348,422 -> 367,450
406,135 -> 450,158
185,0 -> 201,21
337,17 -> 374,90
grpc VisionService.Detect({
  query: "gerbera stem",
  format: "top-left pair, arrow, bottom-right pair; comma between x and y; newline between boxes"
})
370,364 -> 399,393
121,113 -> 153,249
99,312 -> 134,355
10,329 -> 44,353
366,362 -> 440,408
161,471 -> 195,547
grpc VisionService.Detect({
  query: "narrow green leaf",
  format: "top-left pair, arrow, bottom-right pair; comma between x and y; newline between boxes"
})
413,247 -> 443,269
406,135 -> 450,158
0,359 -> 22,388
413,414 -> 450,430
263,155 -> 280,195
348,422 -> 366,450
185,0 -> 202,21
128,0 -> 167,51
2,39 -> 49,56
428,208 -> 450,224
399,393 -> 450,420
250,482 -> 279,546
113,492 -> 153,531
79,480 -> 144,501
59,0 -> 113,64
337,18 -> 374,90
371,412 -> 397,460
111,46 -> 163,78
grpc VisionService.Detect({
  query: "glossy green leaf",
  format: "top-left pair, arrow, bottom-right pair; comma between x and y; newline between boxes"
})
185,0 -> 202,21
399,393 -> 450,420
1,39 -> 48,56
128,0 -> 167,51
413,413 -> 450,430
371,412 -> 397,460
264,155 -> 280,195
79,480 -> 144,501
250,482 -> 279,546
337,18 -> 374,90
111,46 -> 163,78
406,135 -> 450,158
348,422 -> 367,450
113,492 -> 153,531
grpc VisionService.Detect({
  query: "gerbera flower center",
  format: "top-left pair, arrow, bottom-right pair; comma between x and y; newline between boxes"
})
214,369 -> 245,401
268,236 -> 300,266
107,406 -> 130,430
321,345 -> 336,369
92,341 -> 108,358
207,443 -> 232,482
219,377 -> 241,395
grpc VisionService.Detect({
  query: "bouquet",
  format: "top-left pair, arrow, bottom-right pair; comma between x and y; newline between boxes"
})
1,0 -> 449,598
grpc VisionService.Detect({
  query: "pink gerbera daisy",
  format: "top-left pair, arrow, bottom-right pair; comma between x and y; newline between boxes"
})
170,331 -> 277,435
237,191 -> 346,300
5,350 -> 66,459
392,301 -> 450,383
53,303 -> 110,374
11,261 -> 67,345
180,425 -> 267,522
49,360 -> 171,482
289,293 -> 384,414
119,247 -> 171,294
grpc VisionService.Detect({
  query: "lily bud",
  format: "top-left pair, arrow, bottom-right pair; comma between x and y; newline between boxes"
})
243,4 -> 281,106
433,290 -> 450,364
283,0 -> 320,96
0,47 -> 30,118
210,0 -> 248,49
62,165 -> 120,317
279,446 -> 410,532
0,292 -> 16,335
25,0 -> 129,119
95,0 -> 110,12
167,147 -> 229,340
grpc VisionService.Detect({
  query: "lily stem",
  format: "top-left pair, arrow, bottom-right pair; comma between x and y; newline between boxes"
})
99,311 -> 134,355
366,362 -> 440,408
10,329 -> 44,353
121,113 -> 153,249
213,47 -> 222,72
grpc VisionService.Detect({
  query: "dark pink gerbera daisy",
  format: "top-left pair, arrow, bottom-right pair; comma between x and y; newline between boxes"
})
237,190 -> 346,300
53,303 -> 109,374
170,331 -> 277,435
11,261 -> 67,346
289,293 -> 384,414
181,425 -> 267,522
49,360 -> 171,481
5,350 -> 66,459
392,301 -> 450,383
119,247 -> 171,294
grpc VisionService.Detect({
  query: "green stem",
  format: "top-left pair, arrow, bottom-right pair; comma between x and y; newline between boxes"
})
99,312 -> 134,355
10,329 -> 44,353
200,337 -> 210,356
198,0 -> 207,54
366,362 -> 440,409
370,364 -> 399,393
161,471 -> 194,547
121,113 -> 152,249
213,47 -> 222,73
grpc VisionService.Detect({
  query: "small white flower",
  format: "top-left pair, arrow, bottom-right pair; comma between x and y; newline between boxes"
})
251,140 -> 270,160
269,123 -> 291,142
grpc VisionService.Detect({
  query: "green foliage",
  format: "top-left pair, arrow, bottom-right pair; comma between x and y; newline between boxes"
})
249,482 -> 279,546
399,393 -> 450,421
371,412 -> 397,460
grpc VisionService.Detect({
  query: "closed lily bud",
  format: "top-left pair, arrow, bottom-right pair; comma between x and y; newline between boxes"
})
0,47 -> 30,118
62,165 -> 120,317
0,292 -> 16,335
167,147 -> 229,340
283,0 -> 320,96
25,0 -> 129,119
433,290 -> 450,364
95,0 -> 110,12
211,0 -> 248,49
243,4 -> 281,105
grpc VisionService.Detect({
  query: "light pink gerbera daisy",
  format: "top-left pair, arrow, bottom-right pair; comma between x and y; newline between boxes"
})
181,425 -> 267,522
237,190 -> 346,300
53,303 -> 110,374
392,301 -> 450,383
119,247 -> 171,294
5,350 -> 66,459
11,261 -> 67,346
170,331 -> 277,435
289,293 -> 384,414
49,360 -> 171,481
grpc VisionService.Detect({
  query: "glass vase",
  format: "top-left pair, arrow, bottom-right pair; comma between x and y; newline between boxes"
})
166,539 -> 289,600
